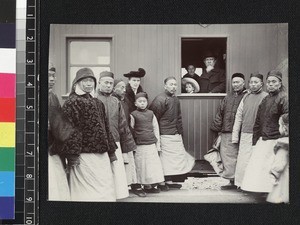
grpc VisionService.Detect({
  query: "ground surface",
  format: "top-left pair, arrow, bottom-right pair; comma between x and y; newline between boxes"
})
119,177 -> 266,203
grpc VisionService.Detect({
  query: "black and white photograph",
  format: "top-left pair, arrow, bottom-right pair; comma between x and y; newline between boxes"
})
47,23 -> 288,203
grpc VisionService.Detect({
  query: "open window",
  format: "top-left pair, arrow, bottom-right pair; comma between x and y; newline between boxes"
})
181,37 -> 227,94
67,38 -> 112,92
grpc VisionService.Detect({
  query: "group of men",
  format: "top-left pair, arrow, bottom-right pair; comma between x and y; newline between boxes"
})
48,65 -> 195,201
209,70 -> 287,193
49,55 -> 286,201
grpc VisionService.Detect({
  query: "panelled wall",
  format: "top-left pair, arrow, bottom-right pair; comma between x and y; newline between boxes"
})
49,24 -> 288,159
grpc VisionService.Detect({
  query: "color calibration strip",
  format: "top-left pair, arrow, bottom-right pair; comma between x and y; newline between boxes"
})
0,0 -> 17,220
24,0 -> 38,223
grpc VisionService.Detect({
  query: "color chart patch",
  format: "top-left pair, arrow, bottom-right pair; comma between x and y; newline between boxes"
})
0,22 -> 16,219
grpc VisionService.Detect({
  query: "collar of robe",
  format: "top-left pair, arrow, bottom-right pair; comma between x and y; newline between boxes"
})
111,92 -> 124,101
250,87 -> 263,94
165,90 -> 175,97
233,87 -> 246,96
269,89 -> 280,96
98,89 -> 112,97
137,108 -> 148,112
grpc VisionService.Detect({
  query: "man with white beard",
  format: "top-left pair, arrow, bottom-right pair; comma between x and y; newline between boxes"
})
199,52 -> 226,93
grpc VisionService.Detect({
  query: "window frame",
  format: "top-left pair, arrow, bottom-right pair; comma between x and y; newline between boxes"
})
178,35 -> 229,97
66,36 -> 114,92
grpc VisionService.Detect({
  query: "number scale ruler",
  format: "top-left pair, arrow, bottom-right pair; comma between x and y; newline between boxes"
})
24,0 -> 38,224
1,0 -> 38,224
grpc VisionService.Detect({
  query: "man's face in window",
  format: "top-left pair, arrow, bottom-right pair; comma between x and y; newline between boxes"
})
204,57 -> 216,68
99,77 -> 114,93
128,77 -> 141,90
187,65 -> 196,75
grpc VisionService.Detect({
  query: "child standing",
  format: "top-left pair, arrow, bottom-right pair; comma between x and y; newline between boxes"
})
130,92 -> 168,193
267,113 -> 289,203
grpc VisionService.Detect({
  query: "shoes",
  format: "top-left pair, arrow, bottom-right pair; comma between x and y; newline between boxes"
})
221,183 -> 237,190
157,184 -> 170,191
131,188 -> 147,197
236,187 -> 243,192
143,187 -> 161,193
165,183 -> 182,189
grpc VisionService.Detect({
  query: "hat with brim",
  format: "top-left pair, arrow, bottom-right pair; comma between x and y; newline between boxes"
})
124,68 -> 146,78
202,51 -> 217,60
72,68 -> 96,87
182,77 -> 200,93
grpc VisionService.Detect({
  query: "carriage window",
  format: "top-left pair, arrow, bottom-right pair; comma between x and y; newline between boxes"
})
67,39 -> 112,91
181,37 -> 227,94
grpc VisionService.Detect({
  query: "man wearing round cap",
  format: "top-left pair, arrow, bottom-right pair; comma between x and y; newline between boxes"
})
211,73 -> 247,189
62,68 -> 118,201
97,71 -> 146,199
124,68 -> 146,113
182,65 -> 201,93
199,52 -> 226,93
112,79 -> 130,121
149,77 -> 195,189
112,79 -> 149,197
231,73 -> 268,188
242,70 -> 288,193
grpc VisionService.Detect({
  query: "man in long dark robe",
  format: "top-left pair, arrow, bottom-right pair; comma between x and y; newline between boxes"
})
149,77 -> 195,189
211,73 -> 247,190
